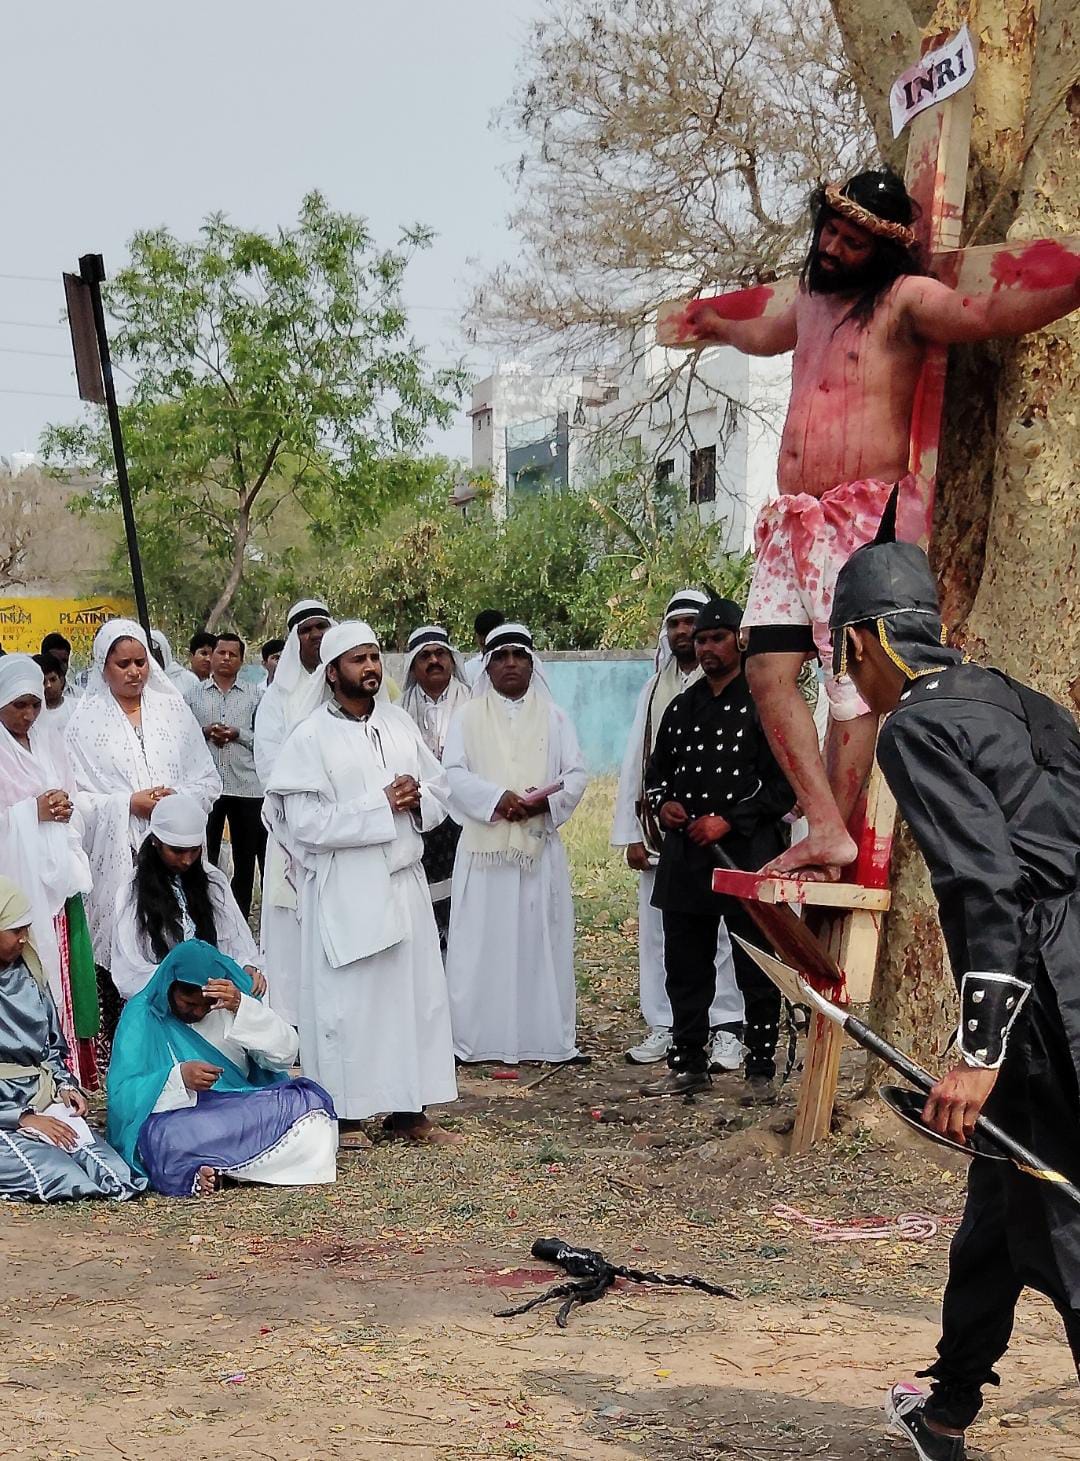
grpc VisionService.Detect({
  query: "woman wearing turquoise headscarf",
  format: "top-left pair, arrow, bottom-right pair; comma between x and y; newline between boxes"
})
107,940 -> 336,1196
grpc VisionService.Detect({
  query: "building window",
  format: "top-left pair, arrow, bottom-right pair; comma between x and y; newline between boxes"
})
655,458 -> 675,485
689,445 -> 716,504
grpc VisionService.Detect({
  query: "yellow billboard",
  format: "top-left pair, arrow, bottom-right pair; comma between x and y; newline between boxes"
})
0,596 -> 135,659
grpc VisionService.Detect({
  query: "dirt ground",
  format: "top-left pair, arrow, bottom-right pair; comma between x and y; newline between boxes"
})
2,783 -> 1077,1460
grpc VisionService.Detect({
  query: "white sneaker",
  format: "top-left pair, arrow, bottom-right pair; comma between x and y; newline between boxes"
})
625,1027 -> 673,1064
709,1028 -> 745,1073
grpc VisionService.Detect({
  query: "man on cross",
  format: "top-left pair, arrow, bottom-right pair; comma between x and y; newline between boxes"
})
662,168 -> 1080,878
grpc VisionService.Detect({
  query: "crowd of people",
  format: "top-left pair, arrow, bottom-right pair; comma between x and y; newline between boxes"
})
0,585 -> 799,1198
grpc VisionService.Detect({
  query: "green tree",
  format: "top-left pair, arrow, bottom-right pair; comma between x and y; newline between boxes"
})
41,192 -> 466,630
322,470 -> 750,651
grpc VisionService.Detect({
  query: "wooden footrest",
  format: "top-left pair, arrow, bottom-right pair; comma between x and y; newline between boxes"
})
711,868 -> 891,912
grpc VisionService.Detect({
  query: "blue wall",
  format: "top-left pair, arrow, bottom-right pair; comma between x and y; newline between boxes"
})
543,656 -> 653,775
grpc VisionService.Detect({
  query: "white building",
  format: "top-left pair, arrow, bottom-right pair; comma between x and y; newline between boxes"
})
468,345 -> 790,552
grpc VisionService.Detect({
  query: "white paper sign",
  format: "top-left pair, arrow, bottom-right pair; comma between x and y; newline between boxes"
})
889,25 -> 976,138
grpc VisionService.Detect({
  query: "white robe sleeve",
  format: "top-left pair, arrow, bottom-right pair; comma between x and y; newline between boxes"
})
283,787 -> 397,852
206,866 -> 260,968
442,712 -> 504,825
172,702 -> 222,810
546,707 -> 587,830
611,678 -> 653,846
110,884 -> 160,1000
228,993 -> 299,1071
415,735 -> 451,833
152,1064 -> 197,1114
254,687 -> 287,784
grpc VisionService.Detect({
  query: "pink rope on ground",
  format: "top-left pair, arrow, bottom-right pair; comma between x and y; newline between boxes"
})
772,1204 -> 954,1243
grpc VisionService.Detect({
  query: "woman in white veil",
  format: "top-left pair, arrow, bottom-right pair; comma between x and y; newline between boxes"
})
66,621 -> 221,1011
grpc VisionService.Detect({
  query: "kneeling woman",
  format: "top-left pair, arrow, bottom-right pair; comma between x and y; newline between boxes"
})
107,941 -> 336,1197
0,877 -> 145,1203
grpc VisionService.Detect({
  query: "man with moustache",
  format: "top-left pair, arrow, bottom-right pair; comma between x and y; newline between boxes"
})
642,599 -> 795,1100
444,623 -> 587,1066
266,622 -> 459,1142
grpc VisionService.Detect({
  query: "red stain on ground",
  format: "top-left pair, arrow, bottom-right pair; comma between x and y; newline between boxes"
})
990,239 -> 1080,291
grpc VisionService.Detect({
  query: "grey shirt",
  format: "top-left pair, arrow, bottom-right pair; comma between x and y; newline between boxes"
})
184,676 -> 263,798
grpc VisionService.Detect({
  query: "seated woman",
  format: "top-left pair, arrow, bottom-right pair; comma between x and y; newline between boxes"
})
0,877 -> 146,1203
111,794 -> 268,1002
106,940 -> 336,1197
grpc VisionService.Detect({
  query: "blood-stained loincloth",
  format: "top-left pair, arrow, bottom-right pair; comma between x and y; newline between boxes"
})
743,476 -> 914,720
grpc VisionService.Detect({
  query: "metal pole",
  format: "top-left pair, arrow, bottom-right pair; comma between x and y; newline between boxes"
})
78,252 -> 153,643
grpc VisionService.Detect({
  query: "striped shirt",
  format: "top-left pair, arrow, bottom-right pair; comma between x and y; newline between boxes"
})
183,675 -> 264,797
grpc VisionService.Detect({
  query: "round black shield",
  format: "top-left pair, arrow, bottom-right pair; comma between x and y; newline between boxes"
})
879,1085 -> 1007,1162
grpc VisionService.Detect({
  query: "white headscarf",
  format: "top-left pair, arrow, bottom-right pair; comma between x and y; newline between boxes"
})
287,619 -> 393,726
402,625 -> 468,689
401,626 -> 471,758
655,588 -> 709,671
271,599 -> 334,701
0,653 -> 44,708
0,657 -> 92,998
149,793 -> 208,849
473,622 -> 552,699
85,619 -> 181,701
149,628 -> 194,689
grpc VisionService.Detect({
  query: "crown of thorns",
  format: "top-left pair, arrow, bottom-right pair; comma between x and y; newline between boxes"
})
823,184 -> 919,249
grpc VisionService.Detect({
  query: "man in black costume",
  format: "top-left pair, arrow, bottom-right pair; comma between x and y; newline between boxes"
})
830,505 -> 1080,1461
642,598 -> 795,1099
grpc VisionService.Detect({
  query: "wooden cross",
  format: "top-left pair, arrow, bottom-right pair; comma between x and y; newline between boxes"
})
658,36 -> 1080,1147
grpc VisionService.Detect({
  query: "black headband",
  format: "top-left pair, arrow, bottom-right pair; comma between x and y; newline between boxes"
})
485,626 -> 533,652
408,628 -> 451,651
287,604 -> 331,631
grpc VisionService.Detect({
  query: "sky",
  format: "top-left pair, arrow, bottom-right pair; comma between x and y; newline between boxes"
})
0,0 -> 543,466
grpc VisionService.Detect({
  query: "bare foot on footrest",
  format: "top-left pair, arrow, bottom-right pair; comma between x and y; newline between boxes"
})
762,829 -> 857,882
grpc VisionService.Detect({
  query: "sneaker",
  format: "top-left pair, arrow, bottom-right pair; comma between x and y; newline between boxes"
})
640,1068 -> 710,1097
886,1384 -> 966,1461
625,1026 -> 673,1064
709,1028 -> 745,1073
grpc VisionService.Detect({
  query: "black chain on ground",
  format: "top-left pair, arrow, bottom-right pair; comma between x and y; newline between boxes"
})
495,1239 -> 739,1329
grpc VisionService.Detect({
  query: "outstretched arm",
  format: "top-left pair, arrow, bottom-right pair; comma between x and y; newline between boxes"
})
901,261 -> 1080,346
658,288 -> 798,356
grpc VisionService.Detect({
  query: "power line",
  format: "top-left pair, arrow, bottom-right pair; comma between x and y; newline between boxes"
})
0,387 -> 77,400
0,317 -> 66,332
0,271 -> 57,285
0,345 -> 71,361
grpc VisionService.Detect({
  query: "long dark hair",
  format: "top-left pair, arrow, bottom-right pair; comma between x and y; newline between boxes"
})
133,837 -> 219,962
801,169 -> 926,330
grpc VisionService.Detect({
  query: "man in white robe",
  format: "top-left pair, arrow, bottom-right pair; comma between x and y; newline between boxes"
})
611,590 -> 744,1069
400,624 -> 470,954
266,622 -> 459,1142
444,622 -> 587,1065
254,599 -> 333,1024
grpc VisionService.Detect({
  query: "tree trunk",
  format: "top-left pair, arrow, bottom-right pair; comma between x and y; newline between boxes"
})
206,505 -> 250,631
830,0 -> 1080,1064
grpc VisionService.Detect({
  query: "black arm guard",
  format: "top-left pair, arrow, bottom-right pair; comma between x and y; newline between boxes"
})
958,972 -> 1031,1069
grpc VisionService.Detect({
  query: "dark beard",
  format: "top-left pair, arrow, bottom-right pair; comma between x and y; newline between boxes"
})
806,254 -> 875,295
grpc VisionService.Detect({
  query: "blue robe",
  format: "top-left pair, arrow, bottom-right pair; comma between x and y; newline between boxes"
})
106,940 -> 334,1196
0,958 -> 145,1203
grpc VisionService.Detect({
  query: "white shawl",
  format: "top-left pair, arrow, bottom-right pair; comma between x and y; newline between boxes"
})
456,686 -> 549,866
65,682 -> 221,955
0,710 -> 92,1003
